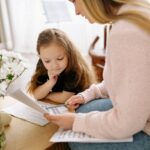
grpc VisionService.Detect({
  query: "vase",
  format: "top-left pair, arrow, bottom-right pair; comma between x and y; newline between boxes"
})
0,115 -> 6,150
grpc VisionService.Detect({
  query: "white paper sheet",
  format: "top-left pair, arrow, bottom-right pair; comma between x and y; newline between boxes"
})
50,129 -> 133,143
3,89 -> 69,125
9,89 -> 49,114
3,102 -> 49,126
3,100 -> 69,126
38,101 -> 68,114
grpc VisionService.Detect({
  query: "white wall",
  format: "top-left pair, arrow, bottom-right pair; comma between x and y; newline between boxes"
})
7,0 -> 105,55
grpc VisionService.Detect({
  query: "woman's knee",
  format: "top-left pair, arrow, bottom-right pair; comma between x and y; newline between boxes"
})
76,99 -> 113,113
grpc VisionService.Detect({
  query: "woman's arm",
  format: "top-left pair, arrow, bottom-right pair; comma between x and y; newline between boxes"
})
65,82 -> 109,109
79,81 -> 109,103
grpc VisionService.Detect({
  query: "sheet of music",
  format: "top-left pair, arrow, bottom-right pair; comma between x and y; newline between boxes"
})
50,129 -> 133,143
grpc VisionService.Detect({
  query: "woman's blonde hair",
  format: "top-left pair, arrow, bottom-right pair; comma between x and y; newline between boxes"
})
82,0 -> 150,33
28,28 -> 96,94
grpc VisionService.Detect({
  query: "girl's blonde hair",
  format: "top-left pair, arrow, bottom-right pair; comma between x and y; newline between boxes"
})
82,0 -> 150,33
28,28 -> 96,94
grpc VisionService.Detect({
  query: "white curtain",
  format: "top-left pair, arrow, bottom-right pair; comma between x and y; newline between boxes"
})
0,0 -> 13,49
7,0 -> 105,55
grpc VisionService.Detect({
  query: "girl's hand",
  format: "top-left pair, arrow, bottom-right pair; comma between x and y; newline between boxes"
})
65,95 -> 85,109
48,70 -> 58,87
44,113 -> 75,130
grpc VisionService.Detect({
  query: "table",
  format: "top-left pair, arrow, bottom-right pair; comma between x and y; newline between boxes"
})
0,96 -> 58,150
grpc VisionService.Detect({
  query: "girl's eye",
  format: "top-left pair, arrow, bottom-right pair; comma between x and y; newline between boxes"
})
57,57 -> 64,61
44,60 -> 50,63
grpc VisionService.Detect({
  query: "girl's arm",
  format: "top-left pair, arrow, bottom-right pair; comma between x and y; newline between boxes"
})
32,80 -> 54,100
46,91 -> 75,103
33,74 -> 58,100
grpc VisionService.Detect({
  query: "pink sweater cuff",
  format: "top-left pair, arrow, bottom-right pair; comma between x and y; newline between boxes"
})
72,113 -> 87,133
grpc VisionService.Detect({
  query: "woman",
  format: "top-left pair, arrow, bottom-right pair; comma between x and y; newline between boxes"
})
44,0 -> 150,150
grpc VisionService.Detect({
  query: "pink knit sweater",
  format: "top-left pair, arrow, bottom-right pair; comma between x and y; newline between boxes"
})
72,6 -> 150,139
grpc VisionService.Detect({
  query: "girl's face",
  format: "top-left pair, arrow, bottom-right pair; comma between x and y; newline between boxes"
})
69,0 -> 94,23
40,43 -> 68,75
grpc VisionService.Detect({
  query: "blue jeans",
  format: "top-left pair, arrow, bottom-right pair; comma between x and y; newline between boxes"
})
68,99 -> 150,150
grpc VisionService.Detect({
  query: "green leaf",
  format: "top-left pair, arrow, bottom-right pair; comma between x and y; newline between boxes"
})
6,74 -> 14,80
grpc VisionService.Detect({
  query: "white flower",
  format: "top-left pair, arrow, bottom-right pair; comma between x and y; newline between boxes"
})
0,49 -> 27,97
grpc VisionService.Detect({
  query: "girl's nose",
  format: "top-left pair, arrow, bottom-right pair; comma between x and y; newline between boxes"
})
51,61 -> 58,69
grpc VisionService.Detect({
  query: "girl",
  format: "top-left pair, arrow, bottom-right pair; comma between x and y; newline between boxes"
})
44,0 -> 150,150
28,28 -> 96,103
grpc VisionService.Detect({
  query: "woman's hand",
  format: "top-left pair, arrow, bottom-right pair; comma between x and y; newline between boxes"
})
44,113 -> 75,130
65,95 -> 85,109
